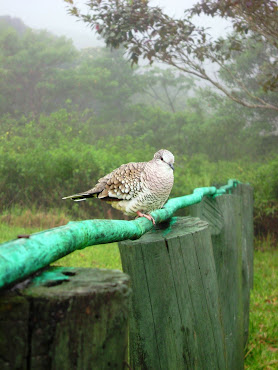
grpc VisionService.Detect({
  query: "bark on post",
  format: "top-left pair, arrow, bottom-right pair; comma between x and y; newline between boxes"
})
119,217 -> 227,370
0,267 -> 130,370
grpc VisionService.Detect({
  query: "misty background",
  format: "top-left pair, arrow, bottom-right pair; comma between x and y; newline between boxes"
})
0,0 -> 231,48
0,0 -> 277,244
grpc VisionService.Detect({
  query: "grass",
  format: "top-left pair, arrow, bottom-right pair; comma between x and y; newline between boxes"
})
0,207 -> 70,229
0,216 -> 277,368
245,250 -> 278,369
0,223 -> 42,244
54,242 -> 122,270
0,216 -> 122,271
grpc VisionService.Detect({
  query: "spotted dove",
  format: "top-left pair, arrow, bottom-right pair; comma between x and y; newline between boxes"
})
62,149 -> 174,224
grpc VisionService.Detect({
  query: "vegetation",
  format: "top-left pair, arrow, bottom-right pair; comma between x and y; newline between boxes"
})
66,0 -> 278,111
0,7 -> 277,369
245,250 -> 278,369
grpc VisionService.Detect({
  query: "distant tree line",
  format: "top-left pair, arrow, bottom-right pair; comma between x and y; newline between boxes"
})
0,16 -> 194,117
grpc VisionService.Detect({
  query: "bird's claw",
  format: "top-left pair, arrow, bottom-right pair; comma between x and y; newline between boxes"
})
136,211 -> 156,225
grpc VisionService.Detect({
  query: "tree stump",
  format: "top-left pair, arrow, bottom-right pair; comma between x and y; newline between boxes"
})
0,267 -> 131,370
119,216 -> 227,370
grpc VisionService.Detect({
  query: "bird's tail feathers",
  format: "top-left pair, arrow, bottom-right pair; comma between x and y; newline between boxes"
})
62,192 -> 97,201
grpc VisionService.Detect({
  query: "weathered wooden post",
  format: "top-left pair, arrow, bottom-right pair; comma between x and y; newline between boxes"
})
188,184 -> 254,365
0,267 -> 130,370
209,195 -> 244,369
232,184 -> 254,346
119,217 -> 227,369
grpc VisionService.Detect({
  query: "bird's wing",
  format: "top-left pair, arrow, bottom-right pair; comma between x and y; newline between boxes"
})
62,162 -> 147,202
90,161 -> 147,201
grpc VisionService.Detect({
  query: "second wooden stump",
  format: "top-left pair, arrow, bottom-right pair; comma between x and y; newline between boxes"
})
119,216 -> 227,370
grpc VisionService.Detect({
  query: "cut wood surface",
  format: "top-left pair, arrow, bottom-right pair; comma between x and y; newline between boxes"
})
0,267 -> 130,370
119,217 -> 227,370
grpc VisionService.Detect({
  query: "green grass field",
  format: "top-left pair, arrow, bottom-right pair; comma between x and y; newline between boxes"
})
0,221 -> 277,369
245,251 -> 278,369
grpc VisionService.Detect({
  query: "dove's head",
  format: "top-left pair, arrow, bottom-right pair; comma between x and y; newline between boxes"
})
153,149 -> 175,171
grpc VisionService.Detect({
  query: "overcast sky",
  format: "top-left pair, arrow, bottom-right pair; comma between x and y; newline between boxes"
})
0,0 -> 231,49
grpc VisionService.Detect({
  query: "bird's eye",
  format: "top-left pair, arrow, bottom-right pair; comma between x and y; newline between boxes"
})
160,157 -> 163,161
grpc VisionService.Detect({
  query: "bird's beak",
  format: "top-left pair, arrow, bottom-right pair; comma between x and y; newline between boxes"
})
169,163 -> 174,171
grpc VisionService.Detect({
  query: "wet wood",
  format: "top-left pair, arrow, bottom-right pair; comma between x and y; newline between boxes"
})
232,183 -> 254,346
189,184 -> 254,369
0,267 -> 130,370
119,217 -> 227,369
189,184 -> 254,351
210,195 -> 244,369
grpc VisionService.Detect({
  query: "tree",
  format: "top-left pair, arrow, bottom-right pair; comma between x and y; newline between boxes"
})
138,67 -> 195,113
216,36 -> 278,133
191,0 -> 278,93
64,0 -> 278,112
74,47 -> 144,118
0,18 -> 76,116
0,18 -> 145,119
191,1 -> 278,48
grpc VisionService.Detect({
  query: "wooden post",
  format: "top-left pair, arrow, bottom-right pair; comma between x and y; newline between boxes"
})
232,184 -> 254,346
209,195 -> 244,369
119,217 -> 227,370
232,184 -> 254,290
189,184 -> 254,351
0,267 -> 130,370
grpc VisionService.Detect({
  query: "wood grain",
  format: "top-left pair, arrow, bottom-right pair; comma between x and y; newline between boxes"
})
0,267 -> 130,370
119,217 -> 226,369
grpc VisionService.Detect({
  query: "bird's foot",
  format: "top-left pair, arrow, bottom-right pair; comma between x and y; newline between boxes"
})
136,211 -> 156,225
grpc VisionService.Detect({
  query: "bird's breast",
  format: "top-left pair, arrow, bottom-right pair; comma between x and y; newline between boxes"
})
144,165 -> 174,193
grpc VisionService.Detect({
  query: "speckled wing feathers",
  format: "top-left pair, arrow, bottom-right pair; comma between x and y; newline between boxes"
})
86,162 -> 147,201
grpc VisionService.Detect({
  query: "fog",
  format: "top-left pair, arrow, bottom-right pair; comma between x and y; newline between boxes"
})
0,0 -> 231,48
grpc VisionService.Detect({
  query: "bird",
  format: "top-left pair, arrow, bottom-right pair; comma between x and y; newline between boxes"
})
62,149 -> 174,224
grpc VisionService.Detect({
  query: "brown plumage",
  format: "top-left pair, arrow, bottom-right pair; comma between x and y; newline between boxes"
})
62,149 -> 175,222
